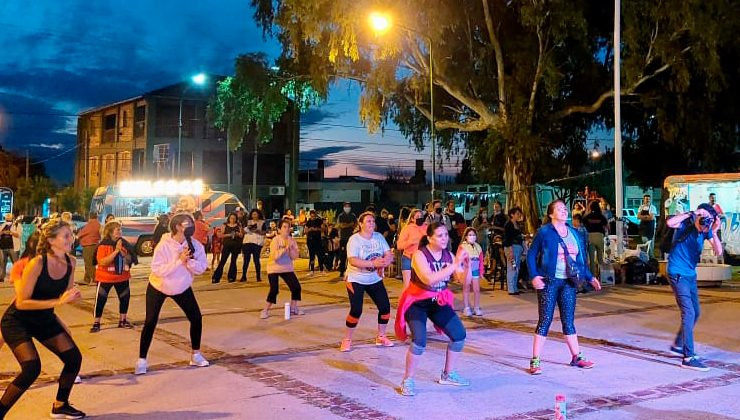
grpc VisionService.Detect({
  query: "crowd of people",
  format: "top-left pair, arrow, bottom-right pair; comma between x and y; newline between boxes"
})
0,192 -> 724,416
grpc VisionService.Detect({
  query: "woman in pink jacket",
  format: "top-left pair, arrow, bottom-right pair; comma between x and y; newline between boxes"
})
395,209 -> 427,288
135,213 -> 209,375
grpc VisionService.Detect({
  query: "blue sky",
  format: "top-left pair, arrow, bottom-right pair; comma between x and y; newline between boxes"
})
0,0 -> 460,184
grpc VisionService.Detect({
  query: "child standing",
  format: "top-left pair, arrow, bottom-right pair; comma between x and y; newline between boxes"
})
210,225 -> 222,270
459,228 -> 485,316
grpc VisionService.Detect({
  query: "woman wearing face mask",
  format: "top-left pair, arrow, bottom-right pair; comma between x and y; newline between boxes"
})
136,213 -> 209,375
459,228 -> 485,316
526,200 -> 601,375
395,209 -> 427,289
395,222 -> 469,396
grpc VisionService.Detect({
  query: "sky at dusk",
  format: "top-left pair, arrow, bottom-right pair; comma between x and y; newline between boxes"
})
0,1 -> 463,185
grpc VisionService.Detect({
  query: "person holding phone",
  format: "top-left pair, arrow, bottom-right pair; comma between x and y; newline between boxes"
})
136,213 -> 209,375
211,212 -> 242,283
0,219 -> 85,419
241,209 -> 266,282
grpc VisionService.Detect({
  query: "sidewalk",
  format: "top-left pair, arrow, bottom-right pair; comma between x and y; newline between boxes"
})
1,257 -> 739,419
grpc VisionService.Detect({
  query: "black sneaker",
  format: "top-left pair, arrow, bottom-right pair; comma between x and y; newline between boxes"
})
51,401 -> 86,419
118,320 -> 134,329
89,323 -> 100,333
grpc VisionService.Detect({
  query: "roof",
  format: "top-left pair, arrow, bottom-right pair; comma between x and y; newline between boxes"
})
664,173 -> 740,186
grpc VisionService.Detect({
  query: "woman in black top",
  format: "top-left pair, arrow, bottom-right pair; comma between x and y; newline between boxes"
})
582,201 -> 609,271
212,212 -> 243,283
503,207 -> 525,295
0,219 -> 85,419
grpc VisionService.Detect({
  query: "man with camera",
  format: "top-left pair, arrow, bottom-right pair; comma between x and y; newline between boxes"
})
666,203 -> 722,371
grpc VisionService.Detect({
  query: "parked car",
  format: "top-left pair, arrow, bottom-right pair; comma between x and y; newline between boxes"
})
622,208 -> 639,225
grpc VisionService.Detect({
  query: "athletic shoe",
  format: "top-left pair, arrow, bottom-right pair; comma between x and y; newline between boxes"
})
570,352 -> 595,369
474,307 -> 483,316
291,308 -> 306,316
438,370 -> 470,386
50,401 -> 85,419
259,309 -> 269,319
89,323 -> 100,333
682,356 -> 710,372
463,307 -> 473,317
190,352 -> 210,367
339,338 -> 352,352
239,277 -> 247,282
134,358 -> 148,375
529,357 -> 542,375
375,335 -> 394,347
118,320 -> 134,329
399,377 -> 416,396
669,345 -> 684,357
74,375 -> 82,384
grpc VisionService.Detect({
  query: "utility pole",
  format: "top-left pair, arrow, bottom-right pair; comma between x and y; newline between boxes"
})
25,150 -> 29,181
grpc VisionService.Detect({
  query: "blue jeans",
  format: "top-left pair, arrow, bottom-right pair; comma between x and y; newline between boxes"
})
669,273 -> 700,357
406,299 -> 466,354
505,244 -> 523,293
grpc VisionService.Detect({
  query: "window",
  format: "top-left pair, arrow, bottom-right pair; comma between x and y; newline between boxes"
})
153,144 -> 170,176
89,156 -> 100,176
102,154 -> 115,185
134,105 -> 146,138
122,110 -> 128,128
117,151 -> 132,179
104,114 -> 116,130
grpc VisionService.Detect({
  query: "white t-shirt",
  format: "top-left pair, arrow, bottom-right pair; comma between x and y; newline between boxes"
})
346,232 -> 390,285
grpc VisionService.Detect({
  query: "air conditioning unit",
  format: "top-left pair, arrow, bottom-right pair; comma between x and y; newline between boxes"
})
269,186 -> 285,196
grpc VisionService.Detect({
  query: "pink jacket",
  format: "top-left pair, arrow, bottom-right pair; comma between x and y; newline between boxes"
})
396,223 -> 427,258
395,282 -> 454,341
149,233 -> 208,295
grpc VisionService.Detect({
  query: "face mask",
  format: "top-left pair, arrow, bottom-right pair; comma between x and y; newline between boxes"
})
435,208 -> 442,215
415,218 -> 424,226
343,207 -> 351,213
184,225 -> 195,237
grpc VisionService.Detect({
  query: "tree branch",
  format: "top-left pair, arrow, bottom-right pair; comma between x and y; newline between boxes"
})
482,0 -> 507,122
406,94 -> 493,133
527,12 -> 550,126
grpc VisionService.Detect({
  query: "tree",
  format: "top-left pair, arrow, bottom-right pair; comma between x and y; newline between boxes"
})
58,186 -> 81,213
251,0 -> 731,232
14,176 -> 55,215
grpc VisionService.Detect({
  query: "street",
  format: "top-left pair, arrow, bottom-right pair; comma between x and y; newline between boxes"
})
1,257 -> 739,419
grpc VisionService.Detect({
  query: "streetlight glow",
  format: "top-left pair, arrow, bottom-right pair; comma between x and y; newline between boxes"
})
192,73 -> 206,85
369,12 -> 391,34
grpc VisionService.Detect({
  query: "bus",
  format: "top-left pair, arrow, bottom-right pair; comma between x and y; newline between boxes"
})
664,173 -> 740,260
90,179 -> 245,256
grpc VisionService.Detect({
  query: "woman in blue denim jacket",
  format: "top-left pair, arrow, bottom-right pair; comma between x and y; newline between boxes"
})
526,200 -> 601,375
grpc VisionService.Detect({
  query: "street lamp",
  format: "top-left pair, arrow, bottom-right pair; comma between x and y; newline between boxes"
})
369,12 -> 436,199
178,73 -> 207,176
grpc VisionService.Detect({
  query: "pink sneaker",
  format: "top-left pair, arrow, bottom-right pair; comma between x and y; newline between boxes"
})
375,335 -> 394,347
339,338 -> 352,352
570,352 -> 595,369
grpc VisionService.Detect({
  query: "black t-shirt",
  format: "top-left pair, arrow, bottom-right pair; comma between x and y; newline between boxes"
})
0,222 -> 13,249
503,221 -> 523,247
376,217 -> 390,235
337,212 -> 357,239
583,213 -> 608,234
305,217 -> 323,240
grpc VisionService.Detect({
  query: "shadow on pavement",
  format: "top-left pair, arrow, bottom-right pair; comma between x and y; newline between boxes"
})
97,411 -> 231,419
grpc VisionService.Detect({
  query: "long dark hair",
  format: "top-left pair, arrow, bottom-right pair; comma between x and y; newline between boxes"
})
418,222 -> 445,248
21,231 -> 40,259
589,200 -> 601,214
169,213 -> 196,256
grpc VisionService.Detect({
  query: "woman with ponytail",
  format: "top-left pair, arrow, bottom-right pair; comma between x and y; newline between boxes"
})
135,213 -> 209,375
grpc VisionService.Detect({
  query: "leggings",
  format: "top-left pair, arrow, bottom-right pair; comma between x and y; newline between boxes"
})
213,241 -> 241,281
406,299 -> 466,355
0,328 -> 81,414
535,277 -> 577,336
266,272 -> 302,304
139,284 -> 202,359
241,243 -> 263,280
345,281 -> 391,328
94,280 -> 131,318
307,237 -> 325,272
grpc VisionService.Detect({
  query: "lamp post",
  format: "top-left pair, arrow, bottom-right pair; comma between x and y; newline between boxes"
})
369,12 -> 436,199
613,0 -> 624,257
178,73 -> 207,176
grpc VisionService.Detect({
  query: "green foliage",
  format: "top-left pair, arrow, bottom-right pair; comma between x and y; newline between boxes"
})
58,186 -> 80,213
14,176 -> 55,214
208,53 -> 321,151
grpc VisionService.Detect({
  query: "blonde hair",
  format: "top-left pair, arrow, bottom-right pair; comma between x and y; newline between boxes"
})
103,221 -> 122,240
61,212 -> 73,223
37,219 -> 73,255
406,208 -> 423,225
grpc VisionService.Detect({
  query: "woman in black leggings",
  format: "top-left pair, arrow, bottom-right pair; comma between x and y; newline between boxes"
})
136,213 -> 209,375
0,219 -> 85,419
526,200 -> 601,375
212,212 -> 242,283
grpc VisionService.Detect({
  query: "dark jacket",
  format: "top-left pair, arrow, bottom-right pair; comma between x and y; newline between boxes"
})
527,223 -> 594,280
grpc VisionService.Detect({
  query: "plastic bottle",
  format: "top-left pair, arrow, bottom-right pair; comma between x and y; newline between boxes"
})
284,302 -> 291,320
555,394 -> 567,420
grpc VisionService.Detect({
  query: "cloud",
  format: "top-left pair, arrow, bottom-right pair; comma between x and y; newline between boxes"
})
28,143 -> 65,149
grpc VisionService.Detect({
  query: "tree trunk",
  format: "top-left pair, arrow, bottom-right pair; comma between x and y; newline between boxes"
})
504,156 -> 540,234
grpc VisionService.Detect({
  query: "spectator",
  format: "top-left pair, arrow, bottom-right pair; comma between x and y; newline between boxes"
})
638,194 -> 657,256
376,208 -> 391,236
211,213 -> 242,283
192,211 -> 210,250
305,209 -> 325,275
271,209 -> 281,220
0,213 -> 20,282
445,200 -> 466,253
396,209 -> 427,289
582,201 -> 608,271
336,202 -> 357,278
503,207 -> 525,295
490,201 -> 507,238
152,214 -> 170,249
471,207 -> 491,257
241,209 -> 266,282
77,211 -> 102,285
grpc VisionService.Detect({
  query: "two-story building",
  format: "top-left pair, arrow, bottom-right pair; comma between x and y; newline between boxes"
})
74,76 -> 299,212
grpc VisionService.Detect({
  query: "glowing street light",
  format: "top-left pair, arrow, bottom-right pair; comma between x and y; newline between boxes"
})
369,12 -> 437,199
192,73 -> 206,85
178,73 -> 208,176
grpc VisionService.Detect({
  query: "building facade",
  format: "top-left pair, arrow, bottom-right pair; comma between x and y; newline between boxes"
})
74,77 -> 299,211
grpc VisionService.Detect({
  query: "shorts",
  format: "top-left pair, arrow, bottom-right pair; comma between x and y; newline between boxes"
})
401,255 -> 412,271
1,307 -> 65,349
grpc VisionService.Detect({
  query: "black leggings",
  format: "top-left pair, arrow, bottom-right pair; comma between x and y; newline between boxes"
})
307,237 -> 325,272
0,329 -> 81,414
139,284 -> 202,359
345,281 -> 391,328
94,280 -> 131,318
213,241 -> 241,281
241,243 -> 263,280
535,277 -> 577,336
267,272 -> 302,304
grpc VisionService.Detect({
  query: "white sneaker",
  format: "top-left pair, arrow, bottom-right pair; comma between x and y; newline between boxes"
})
74,375 -> 82,384
474,307 -> 483,316
259,309 -> 269,319
463,307 -> 473,317
134,358 -> 148,375
190,352 -> 210,367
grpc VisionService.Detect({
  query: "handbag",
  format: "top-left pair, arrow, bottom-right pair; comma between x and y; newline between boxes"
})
556,233 -> 590,288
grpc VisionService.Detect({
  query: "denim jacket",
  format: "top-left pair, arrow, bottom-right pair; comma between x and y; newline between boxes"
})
527,223 -> 594,280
